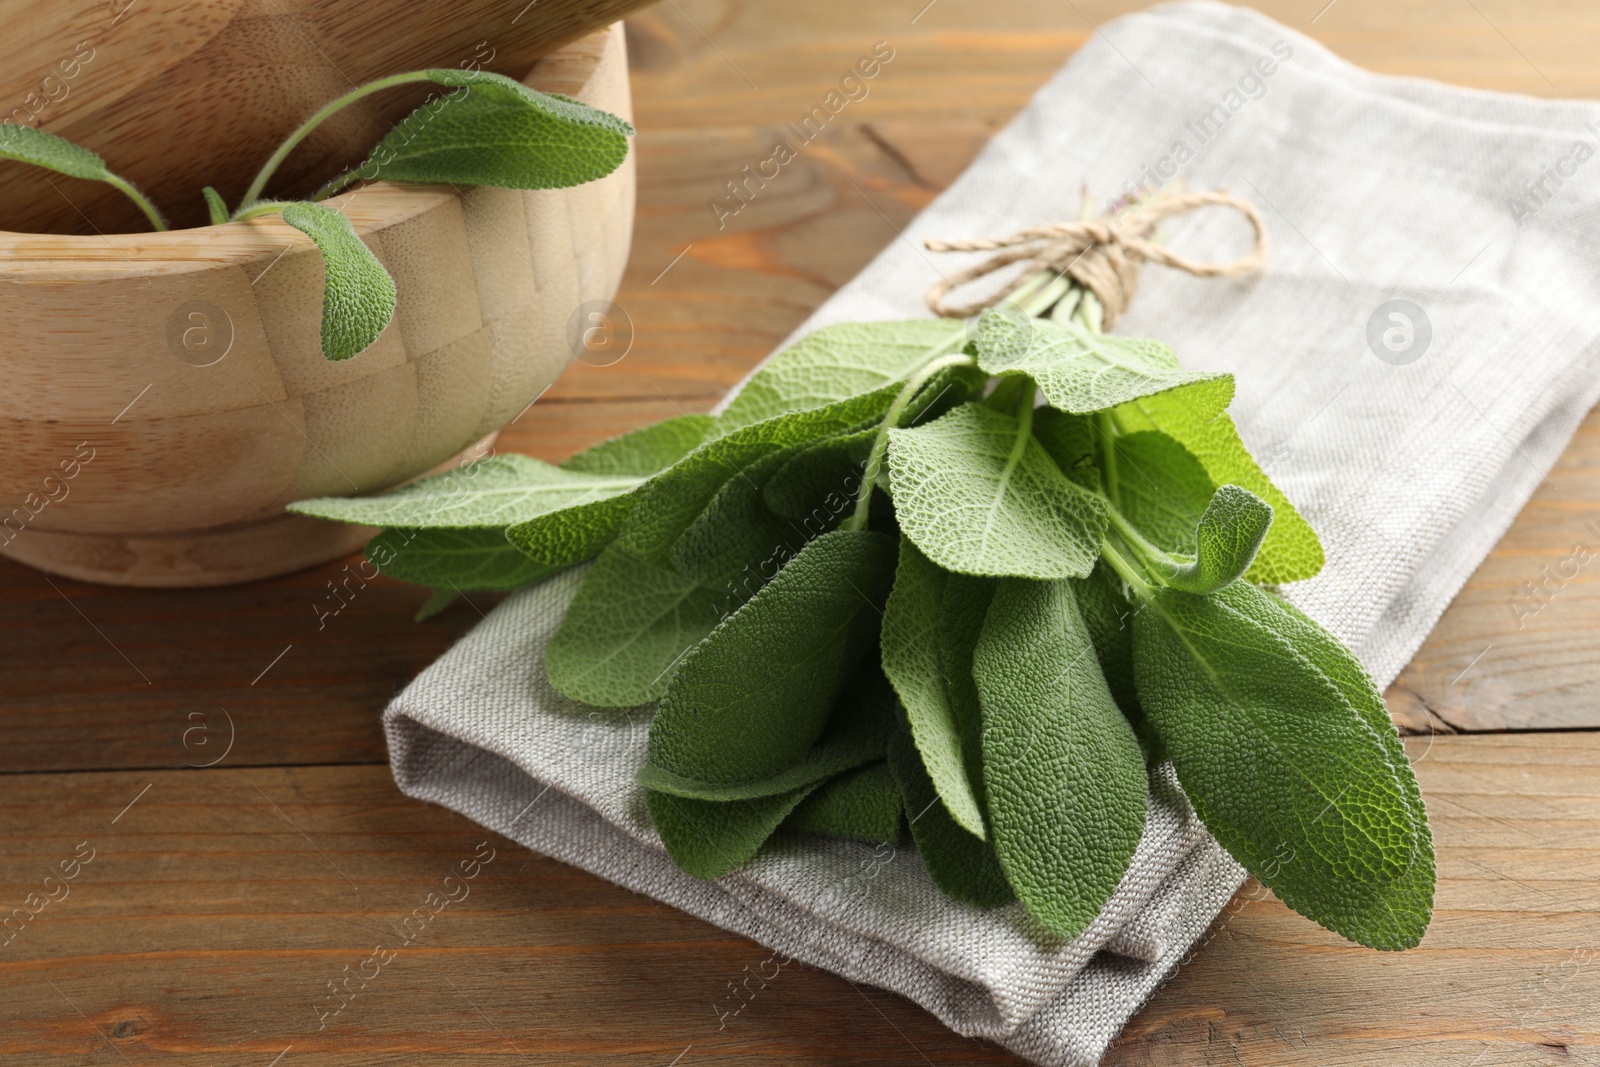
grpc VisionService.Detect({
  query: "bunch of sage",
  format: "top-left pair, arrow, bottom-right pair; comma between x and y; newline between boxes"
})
0,67 -> 631,360
294,254 -> 1434,951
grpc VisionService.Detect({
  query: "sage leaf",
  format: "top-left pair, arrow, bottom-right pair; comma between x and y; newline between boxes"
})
647,785 -> 817,881
783,762 -> 904,845
545,545 -> 724,707
1114,385 -> 1323,583
974,310 -> 1233,417
202,185 -> 230,226
278,200 -> 397,362
1245,587 -> 1434,949
413,588 -> 458,621
292,454 -> 641,528
366,70 -> 633,190
1163,484 -> 1273,594
886,403 -> 1107,580
560,414 -> 718,477
648,530 -> 896,784
366,527 -> 557,590
1071,562 -> 1164,762
880,538 -> 988,838
973,578 -> 1148,939
618,386 -> 902,565
762,427 -> 876,520
1132,584 -> 1419,892
888,729 -> 1014,908
667,445 -> 813,591
1030,407 -> 1098,490
720,319 -> 968,430
510,415 -> 723,567
1107,430 -> 1213,553
638,660 -> 896,801
0,123 -> 167,230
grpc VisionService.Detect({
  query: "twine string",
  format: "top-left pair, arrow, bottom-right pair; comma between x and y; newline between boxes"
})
922,189 -> 1269,325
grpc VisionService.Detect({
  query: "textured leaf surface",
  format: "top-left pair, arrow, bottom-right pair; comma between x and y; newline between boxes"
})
886,403 -> 1107,580
648,530 -> 896,783
762,428 -> 876,521
1030,407 -> 1098,490
0,122 -> 110,180
720,320 -> 967,429
887,730 -> 1014,908
1247,588 -> 1434,949
1071,562 -> 1152,740
639,663 -> 895,801
560,415 -> 716,477
974,310 -> 1233,416
1114,386 -> 1323,584
1133,584 -> 1418,891
1164,484 -> 1273,594
668,445 -> 811,591
293,454 -> 640,528
782,762 -> 904,844
648,786 -> 816,881
880,538 -> 988,838
1108,430 -> 1213,553
366,528 -> 556,590
619,387 -> 900,564
973,578 -> 1148,939
545,546 -> 723,707
368,70 -> 632,190
279,200 -> 397,361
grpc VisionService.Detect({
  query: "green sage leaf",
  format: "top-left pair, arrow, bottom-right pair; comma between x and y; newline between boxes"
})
1107,430 -> 1213,553
973,310 -> 1233,417
1132,583 -> 1419,892
886,402 -> 1107,580
545,545 -> 724,707
720,319 -> 968,430
783,762 -> 904,845
639,660 -> 896,801
560,414 -> 718,477
1114,386 -> 1323,584
880,538 -> 988,838
1245,587 -> 1434,949
973,578 -> 1148,939
887,729 -> 1014,908
667,444 -> 813,591
293,454 -> 641,528
278,200 -> 397,362
647,786 -> 817,881
617,387 -> 901,565
366,70 -> 632,190
1163,484 -> 1273,594
366,527 -> 557,590
648,529 -> 896,784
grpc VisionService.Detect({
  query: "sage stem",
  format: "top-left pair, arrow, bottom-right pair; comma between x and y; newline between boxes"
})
104,173 -> 167,231
846,352 -> 977,531
236,71 -> 436,214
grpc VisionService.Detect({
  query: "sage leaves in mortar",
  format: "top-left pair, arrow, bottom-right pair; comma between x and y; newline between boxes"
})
292,292 -> 1434,951
2,68 -> 632,362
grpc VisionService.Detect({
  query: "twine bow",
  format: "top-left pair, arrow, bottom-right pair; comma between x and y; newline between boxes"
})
922,189 -> 1268,326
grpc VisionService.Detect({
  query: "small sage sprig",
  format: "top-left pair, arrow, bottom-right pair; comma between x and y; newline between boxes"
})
292,270 -> 1434,952
1,67 -> 632,361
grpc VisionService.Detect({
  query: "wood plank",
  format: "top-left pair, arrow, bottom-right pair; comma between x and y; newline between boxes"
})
0,734 -> 1592,1064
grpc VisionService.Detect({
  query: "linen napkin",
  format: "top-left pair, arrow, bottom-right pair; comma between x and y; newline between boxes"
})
386,2 -> 1600,1063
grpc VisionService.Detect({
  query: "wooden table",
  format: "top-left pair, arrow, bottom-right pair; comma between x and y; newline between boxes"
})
4,1 -> 1598,1063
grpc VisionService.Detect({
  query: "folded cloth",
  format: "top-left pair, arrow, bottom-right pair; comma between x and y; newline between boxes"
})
386,2 -> 1600,1062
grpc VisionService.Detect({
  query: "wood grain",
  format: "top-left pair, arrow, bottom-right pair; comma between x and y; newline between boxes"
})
1,734 -> 1592,1065
0,24 -> 635,588
0,0 -> 661,234
3,1 -> 1600,1063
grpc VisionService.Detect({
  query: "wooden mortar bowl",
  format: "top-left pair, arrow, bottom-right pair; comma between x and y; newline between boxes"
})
0,23 -> 634,588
